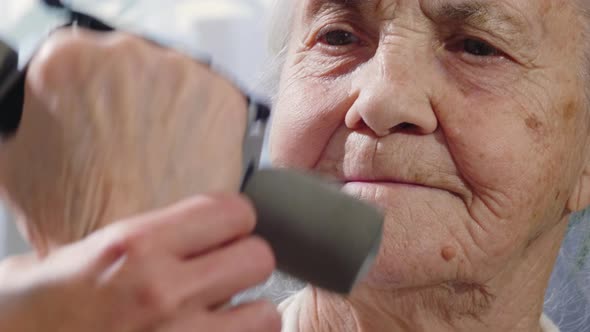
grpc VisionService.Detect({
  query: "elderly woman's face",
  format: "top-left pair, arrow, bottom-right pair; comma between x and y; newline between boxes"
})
270,0 -> 590,291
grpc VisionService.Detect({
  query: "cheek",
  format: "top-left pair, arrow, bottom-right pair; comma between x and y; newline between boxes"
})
443,101 -> 529,193
438,88 -> 572,224
270,73 -> 353,169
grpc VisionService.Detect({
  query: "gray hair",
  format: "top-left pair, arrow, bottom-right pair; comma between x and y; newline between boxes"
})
255,0 -> 293,100
256,1 -> 590,331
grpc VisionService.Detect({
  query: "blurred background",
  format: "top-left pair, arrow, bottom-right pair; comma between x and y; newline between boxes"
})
0,0 -> 276,257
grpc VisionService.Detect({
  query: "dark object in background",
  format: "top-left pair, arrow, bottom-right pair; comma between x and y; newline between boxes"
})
0,41 -> 24,138
43,0 -> 64,7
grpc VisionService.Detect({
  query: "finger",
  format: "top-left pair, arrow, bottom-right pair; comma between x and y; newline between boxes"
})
176,236 -> 275,307
123,194 -> 257,257
28,28 -> 110,92
215,300 -> 282,332
62,230 -> 127,274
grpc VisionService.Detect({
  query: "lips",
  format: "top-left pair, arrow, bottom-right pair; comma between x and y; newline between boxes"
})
314,156 -> 436,190
313,163 -> 467,201
308,127 -> 474,205
327,168 -> 436,190
340,180 -> 435,200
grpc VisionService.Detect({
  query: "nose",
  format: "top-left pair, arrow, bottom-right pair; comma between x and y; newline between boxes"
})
345,51 -> 438,137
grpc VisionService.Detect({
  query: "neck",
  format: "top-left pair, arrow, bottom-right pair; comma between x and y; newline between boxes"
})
285,219 -> 567,332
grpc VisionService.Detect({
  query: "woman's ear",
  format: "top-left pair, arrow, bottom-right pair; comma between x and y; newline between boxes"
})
567,158 -> 590,212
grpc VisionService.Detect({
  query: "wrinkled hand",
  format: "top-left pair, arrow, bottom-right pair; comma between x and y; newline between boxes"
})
0,29 -> 248,247
0,195 -> 280,332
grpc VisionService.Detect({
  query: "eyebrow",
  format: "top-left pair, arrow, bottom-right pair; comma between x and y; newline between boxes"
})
429,1 -> 530,39
304,0 -> 366,17
305,0 -> 531,39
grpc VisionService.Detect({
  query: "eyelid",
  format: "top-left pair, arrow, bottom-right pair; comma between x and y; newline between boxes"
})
315,22 -> 359,42
314,22 -> 376,53
446,25 -> 526,62
446,35 -> 515,63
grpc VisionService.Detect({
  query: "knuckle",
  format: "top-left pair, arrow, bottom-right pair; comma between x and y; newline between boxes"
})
104,229 -> 179,319
103,32 -> 150,70
106,33 -> 148,55
225,194 -> 258,232
95,236 -> 128,263
242,236 -> 276,274
188,194 -> 257,233
29,30 -> 98,88
116,229 -> 152,259
134,280 -> 176,318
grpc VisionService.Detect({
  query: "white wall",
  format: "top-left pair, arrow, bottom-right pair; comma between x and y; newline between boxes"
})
0,207 -> 7,258
0,0 -> 276,257
0,207 -> 29,256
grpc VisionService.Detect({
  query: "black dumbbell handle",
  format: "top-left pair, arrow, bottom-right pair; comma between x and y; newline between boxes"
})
0,41 -> 25,139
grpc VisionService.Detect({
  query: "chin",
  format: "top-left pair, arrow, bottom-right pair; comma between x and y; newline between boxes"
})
341,181 -> 470,291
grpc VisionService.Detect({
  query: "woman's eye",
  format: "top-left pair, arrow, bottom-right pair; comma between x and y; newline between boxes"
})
320,30 -> 360,46
462,39 -> 500,57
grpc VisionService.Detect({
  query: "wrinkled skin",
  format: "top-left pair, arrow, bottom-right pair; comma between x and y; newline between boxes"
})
0,30 -> 247,253
0,195 -> 280,332
271,0 -> 590,330
0,30 -> 281,332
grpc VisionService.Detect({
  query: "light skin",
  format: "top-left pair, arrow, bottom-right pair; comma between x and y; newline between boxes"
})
270,0 -> 590,331
0,195 -> 280,332
0,29 -> 248,253
0,30 -> 280,332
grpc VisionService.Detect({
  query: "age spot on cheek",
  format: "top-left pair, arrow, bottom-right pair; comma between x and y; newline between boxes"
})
441,246 -> 457,262
562,101 -> 577,121
525,116 -> 543,131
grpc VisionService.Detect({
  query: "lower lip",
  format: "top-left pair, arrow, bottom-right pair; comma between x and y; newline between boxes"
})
341,180 -> 429,194
340,181 -> 421,206
342,181 -> 421,189
340,181 -> 428,206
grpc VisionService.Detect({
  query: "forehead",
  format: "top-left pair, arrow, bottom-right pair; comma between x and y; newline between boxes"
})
299,0 -> 564,22
296,0 -> 579,54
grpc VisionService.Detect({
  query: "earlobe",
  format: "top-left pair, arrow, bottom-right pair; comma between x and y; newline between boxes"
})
567,162 -> 590,212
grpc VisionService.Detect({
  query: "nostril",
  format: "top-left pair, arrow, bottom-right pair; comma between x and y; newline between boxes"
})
393,122 -> 417,132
